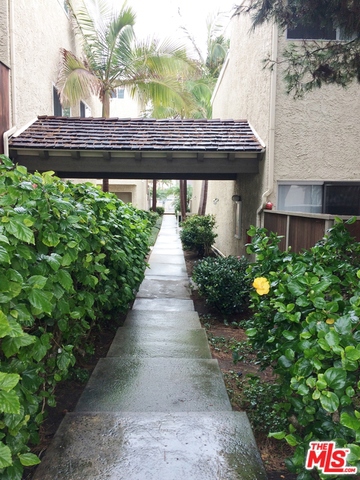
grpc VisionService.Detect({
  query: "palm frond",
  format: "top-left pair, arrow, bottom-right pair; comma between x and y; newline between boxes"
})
57,48 -> 101,106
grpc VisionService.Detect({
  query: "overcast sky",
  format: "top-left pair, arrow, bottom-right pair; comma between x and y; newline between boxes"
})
109,0 -> 238,58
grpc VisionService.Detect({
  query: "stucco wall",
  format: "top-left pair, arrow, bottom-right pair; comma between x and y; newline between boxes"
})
0,0 -> 9,66
208,7 -> 274,255
107,180 -> 149,210
273,36 -> 360,193
68,179 -> 148,209
110,92 -> 142,118
208,5 -> 360,255
9,0 -> 101,129
212,10 -> 273,145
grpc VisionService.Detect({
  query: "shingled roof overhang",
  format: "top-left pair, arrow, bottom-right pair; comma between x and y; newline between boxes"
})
8,116 -> 265,180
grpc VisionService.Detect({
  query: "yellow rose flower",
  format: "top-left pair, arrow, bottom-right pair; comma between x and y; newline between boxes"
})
252,277 -> 270,295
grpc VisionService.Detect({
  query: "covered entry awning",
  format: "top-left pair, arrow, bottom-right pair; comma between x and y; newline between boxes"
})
8,116 -> 265,180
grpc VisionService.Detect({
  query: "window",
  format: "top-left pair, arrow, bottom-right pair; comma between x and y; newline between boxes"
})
324,183 -> 360,215
287,24 -> 336,40
286,0 -> 338,41
112,88 -> 125,99
287,25 -> 351,41
53,86 -> 62,116
278,183 -> 323,213
80,101 -> 91,117
278,182 -> 360,215
53,86 -> 70,117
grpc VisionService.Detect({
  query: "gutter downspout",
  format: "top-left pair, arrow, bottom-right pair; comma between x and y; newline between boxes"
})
9,0 -> 17,127
256,21 -> 278,227
3,118 -> 37,158
3,126 -> 17,157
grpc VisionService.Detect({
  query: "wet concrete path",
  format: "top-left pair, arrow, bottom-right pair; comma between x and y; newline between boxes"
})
33,215 -> 267,479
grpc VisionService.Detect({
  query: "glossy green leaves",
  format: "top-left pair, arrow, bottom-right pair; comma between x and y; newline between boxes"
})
0,156 -> 151,477
246,220 -> 360,476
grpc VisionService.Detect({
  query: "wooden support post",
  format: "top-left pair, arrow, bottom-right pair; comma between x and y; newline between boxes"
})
152,179 -> 157,212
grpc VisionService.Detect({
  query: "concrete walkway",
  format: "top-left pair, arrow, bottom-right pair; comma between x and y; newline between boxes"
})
33,215 -> 267,480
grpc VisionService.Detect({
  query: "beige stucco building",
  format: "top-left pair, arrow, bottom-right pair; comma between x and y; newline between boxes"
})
0,0 -> 102,130
0,0 -> 148,209
192,3 -> 360,256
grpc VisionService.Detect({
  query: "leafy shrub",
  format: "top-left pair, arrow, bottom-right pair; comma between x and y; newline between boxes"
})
144,210 -> 160,227
246,219 -> 360,478
180,214 -> 217,256
147,214 -> 163,247
150,206 -> 165,216
155,206 -> 165,216
192,255 -> 250,314
0,156 -> 151,478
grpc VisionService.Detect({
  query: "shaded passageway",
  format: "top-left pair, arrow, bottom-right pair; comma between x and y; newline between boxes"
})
33,215 -> 267,480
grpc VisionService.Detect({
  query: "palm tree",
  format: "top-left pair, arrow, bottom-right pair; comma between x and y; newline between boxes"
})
57,0 -> 196,191
178,12 -> 230,216
146,12 -> 230,217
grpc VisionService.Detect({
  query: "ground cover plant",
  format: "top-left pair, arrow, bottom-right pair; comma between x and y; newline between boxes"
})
185,250 -> 295,478
246,219 -> 360,479
0,156 -> 151,479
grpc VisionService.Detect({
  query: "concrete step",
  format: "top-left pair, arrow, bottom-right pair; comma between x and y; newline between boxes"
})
150,246 -> 184,255
123,310 -> 201,329
144,262 -> 188,278
107,326 -> 212,359
136,278 -> 191,299
132,298 -> 194,311
148,253 -> 186,265
33,411 -> 267,480
75,358 -> 232,413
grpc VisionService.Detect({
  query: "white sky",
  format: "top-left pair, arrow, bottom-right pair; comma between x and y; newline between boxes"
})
109,0 -> 238,59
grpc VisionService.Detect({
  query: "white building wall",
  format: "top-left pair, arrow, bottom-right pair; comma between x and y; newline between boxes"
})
96,180 -> 148,210
110,91 -> 142,118
0,0 -> 10,65
1,0 -> 149,210
207,4 -> 360,255
273,37 -> 360,194
4,0 -> 101,130
207,8 -> 274,255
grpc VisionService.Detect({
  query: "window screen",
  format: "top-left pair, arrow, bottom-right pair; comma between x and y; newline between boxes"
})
324,183 -> 360,215
287,24 -> 336,40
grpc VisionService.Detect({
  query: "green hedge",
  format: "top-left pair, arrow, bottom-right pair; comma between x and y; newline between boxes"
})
180,214 -> 217,256
246,219 -> 360,478
0,156 -> 151,478
192,255 -> 250,315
